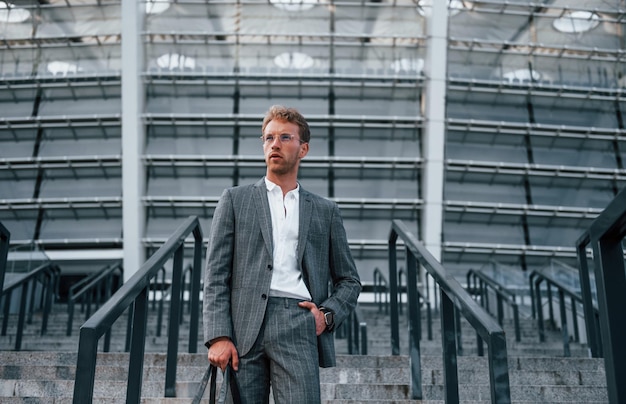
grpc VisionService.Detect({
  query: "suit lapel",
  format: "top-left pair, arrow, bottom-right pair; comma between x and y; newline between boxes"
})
253,179 -> 273,256
298,187 -> 313,294
298,188 -> 312,270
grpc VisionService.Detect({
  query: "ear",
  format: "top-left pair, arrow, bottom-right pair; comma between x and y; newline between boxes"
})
299,142 -> 309,159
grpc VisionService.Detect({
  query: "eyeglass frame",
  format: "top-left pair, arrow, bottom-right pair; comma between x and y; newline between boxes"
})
260,134 -> 307,145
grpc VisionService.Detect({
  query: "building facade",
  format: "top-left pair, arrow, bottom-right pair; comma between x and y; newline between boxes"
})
1,0 -> 624,282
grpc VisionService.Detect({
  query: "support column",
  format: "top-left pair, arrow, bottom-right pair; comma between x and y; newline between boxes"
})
421,1 -> 448,262
121,0 -> 146,282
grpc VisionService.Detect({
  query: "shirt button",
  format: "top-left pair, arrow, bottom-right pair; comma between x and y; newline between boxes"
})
261,294 -> 267,300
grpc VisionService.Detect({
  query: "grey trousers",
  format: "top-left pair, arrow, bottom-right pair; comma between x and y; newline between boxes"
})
229,296 -> 321,404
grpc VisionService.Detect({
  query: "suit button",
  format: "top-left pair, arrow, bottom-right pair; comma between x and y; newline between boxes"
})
261,294 -> 267,300
267,264 -> 272,271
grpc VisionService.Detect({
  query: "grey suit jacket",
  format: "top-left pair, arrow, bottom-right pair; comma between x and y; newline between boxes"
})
203,178 -> 361,367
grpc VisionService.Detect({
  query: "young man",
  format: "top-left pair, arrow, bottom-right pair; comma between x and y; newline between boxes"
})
203,105 -> 361,403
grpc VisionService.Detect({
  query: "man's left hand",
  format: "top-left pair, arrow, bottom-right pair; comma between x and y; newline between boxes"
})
298,301 -> 326,336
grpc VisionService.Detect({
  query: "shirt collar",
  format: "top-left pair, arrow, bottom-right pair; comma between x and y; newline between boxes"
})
264,177 -> 300,197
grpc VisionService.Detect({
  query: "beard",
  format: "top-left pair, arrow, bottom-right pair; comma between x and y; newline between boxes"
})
265,152 -> 300,176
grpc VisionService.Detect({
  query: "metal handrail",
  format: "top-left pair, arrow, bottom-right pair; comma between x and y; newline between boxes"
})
72,216 -> 203,404
529,269 -> 599,358
373,268 -> 389,314
66,261 -> 123,337
1,262 -> 60,350
377,266 -> 433,341
388,219 -> 511,403
181,263 -> 193,318
575,230 -> 602,358
586,185 -> 626,403
5,241 -> 50,274
0,222 -> 9,293
466,269 -> 521,342
152,266 -> 168,337
345,305 -> 368,355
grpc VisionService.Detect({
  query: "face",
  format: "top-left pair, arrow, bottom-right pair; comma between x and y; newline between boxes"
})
262,119 -> 309,179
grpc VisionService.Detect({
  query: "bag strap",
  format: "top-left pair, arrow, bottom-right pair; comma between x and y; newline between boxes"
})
224,364 -> 242,403
192,363 -> 241,404
192,364 -> 217,404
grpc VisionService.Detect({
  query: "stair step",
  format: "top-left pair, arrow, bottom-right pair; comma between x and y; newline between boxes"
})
0,300 -> 609,402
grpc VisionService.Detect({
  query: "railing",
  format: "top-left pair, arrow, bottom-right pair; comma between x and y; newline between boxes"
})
373,268 -> 389,314
0,222 -> 9,293
575,230 -> 602,358
528,269 -> 594,357
4,241 -> 51,275
151,265 -> 168,337
388,219 -> 511,403
467,269 -> 521,343
585,186 -> 626,403
66,261 -> 123,338
376,266 -> 433,341
1,262 -> 61,351
344,305 -> 368,355
72,216 -> 203,404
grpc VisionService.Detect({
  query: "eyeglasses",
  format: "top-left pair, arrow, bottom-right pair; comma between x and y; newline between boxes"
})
260,134 -> 305,145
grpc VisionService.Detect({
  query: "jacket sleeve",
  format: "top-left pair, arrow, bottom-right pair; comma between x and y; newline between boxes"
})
321,203 -> 362,328
202,188 -> 235,347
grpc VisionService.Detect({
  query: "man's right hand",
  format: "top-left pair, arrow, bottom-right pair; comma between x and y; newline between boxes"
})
207,337 -> 239,371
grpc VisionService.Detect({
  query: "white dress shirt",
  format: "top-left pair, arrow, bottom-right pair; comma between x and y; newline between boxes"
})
265,178 -> 312,301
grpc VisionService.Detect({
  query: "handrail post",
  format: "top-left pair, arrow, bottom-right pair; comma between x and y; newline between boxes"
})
350,314 -> 361,352
41,269 -> 54,335
346,311 -> 354,354
529,272 -> 536,319
455,309 -> 463,356
534,278 -> 545,342
558,289 -> 570,357
425,300 -> 432,341
576,232 -> 601,357
165,244 -> 184,397
360,322 -> 368,355
2,292 -> 11,335
546,283 -> 555,328
388,230 -> 400,356
487,331 -> 510,403
570,296 -> 580,342
593,236 -> 626,401
16,282 -> 29,351
73,327 -> 99,404
0,222 -> 10,296
440,292 -> 459,403
406,251 -> 422,399
374,270 -> 378,310
67,298 -> 75,336
156,267 -> 165,337
127,288 -> 149,404
496,294 -> 504,326
398,268 -> 405,315
513,304 -> 520,342
188,228 -> 203,353
27,277 -> 37,324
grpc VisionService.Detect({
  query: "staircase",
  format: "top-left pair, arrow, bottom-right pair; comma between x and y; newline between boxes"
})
0,301 -> 608,403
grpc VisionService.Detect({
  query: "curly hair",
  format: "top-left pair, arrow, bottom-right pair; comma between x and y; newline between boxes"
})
261,105 -> 311,143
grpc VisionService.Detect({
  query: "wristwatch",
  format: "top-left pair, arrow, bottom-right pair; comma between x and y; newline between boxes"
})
318,306 -> 335,332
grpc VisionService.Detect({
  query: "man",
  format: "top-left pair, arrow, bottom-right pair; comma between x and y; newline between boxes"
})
203,105 -> 361,403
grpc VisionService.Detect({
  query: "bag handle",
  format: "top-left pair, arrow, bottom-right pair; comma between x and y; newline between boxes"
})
193,363 -> 241,404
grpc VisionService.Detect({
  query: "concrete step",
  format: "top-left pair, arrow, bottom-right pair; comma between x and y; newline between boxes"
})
0,351 -> 607,402
0,300 -> 608,403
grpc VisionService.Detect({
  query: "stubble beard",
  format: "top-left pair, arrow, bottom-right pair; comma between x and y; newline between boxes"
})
266,156 -> 298,177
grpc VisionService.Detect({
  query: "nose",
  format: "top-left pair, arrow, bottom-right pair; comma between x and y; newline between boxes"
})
268,137 -> 281,147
